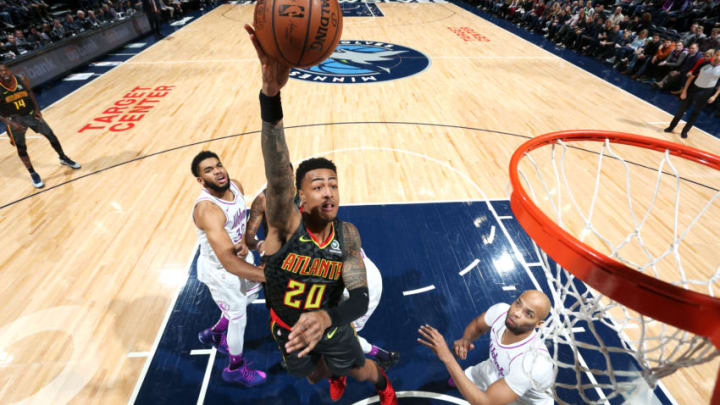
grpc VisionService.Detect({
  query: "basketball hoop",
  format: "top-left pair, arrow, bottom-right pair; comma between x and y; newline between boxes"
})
509,130 -> 720,404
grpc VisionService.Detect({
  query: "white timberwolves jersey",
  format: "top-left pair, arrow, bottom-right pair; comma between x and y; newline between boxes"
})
465,303 -> 554,405
194,181 -> 260,295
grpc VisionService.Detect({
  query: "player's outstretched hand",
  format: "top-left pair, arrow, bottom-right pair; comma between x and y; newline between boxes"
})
417,324 -> 454,363
286,310 -> 331,357
244,24 -> 290,97
452,337 -> 475,360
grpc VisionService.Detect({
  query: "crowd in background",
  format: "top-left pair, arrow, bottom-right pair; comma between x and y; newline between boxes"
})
0,0 -> 217,62
470,0 -> 720,117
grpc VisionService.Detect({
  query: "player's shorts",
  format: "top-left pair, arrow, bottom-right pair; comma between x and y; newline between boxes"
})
6,115 -> 54,148
197,253 -> 261,316
270,315 -> 366,377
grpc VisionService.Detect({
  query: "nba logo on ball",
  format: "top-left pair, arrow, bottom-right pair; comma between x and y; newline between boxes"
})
254,0 -> 343,67
290,40 -> 430,84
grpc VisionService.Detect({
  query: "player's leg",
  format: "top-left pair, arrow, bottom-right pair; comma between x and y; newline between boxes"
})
196,258 -> 230,351
197,253 -> 255,351
306,356 -> 332,384
24,115 -> 80,169
196,259 -> 266,386
322,324 -> 398,404
270,319 -> 319,378
8,121 -> 43,188
680,89 -> 713,138
216,285 -> 266,386
353,255 -> 399,369
198,313 -> 228,349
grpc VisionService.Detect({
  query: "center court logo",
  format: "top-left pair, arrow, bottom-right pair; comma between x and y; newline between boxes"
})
290,40 -> 430,84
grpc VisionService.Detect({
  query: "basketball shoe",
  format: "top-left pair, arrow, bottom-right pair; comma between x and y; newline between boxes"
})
30,172 -> 44,188
376,368 -> 398,405
59,156 -> 81,169
222,361 -> 267,387
329,376 -> 346,401
198,328 -> 228,354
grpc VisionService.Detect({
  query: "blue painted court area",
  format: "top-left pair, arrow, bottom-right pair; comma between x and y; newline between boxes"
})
341,2 -> 384,17
132,201 -> 674,404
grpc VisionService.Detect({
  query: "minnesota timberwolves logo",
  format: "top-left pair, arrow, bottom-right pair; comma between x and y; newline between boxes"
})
290,40 -> 430,84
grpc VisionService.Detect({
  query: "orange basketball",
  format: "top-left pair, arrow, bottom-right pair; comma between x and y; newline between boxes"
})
253,0 -> 343,68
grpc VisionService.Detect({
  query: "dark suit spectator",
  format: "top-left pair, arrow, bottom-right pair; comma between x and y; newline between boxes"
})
578,16 -> 604,54
63,14 -> 81,35
681,23 -> 702,46
653,41 -> 687,78
546,7 -> 571,39
141,0 -> 163,37
27,25 -> 49,47
49,19 -> 66,40
86,10 -> 101,26
655,42 -> 701,90
4,33 -> 31,55
598,24 -> 624,58
699,28 -> 720,52
76,10 -> 93,30
13,29 -> 36,51
103,4 -> 118,20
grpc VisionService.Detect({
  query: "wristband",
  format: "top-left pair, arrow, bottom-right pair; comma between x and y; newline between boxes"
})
327,287 -> 369,327
259,90 -> 283,123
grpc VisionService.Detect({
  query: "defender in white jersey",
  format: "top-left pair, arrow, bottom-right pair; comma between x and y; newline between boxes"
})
244,188 -> 400,370
418,290 -> 554,405
191,151 -> 267,387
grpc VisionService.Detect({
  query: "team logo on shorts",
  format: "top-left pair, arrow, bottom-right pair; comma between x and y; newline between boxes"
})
290,40 -> 430,84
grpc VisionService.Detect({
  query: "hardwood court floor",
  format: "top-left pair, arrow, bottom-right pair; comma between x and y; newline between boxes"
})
0,2 -> 717,404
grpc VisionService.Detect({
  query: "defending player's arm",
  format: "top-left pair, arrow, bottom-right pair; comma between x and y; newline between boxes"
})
453,312 -> 491,360
418,325 -> 519,405
286,222 -> 369,357
245,24 -> 297,251
244,192 -> 266,251
194,201 -> 265,282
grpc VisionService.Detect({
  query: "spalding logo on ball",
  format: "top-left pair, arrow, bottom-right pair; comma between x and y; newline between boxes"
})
254,0 -> 343,68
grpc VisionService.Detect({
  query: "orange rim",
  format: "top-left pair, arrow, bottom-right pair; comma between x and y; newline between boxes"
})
509,130 -> 720,346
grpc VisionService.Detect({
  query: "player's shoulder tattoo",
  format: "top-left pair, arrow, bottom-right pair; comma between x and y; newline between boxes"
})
341,222 -> 366,290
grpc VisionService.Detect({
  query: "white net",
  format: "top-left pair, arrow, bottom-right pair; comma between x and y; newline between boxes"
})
514,136 -> 720,404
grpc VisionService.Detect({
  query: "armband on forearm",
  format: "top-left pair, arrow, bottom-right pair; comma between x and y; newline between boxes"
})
259,90 -> 283,123
326,287 -> 369,327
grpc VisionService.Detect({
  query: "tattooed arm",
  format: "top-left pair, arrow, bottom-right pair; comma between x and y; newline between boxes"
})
339,222 -> 369,290
244,24 -> 299,254
244,192 -> 266,251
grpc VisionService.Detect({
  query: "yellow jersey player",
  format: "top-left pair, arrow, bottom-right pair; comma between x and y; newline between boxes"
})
0,64 -> 79,188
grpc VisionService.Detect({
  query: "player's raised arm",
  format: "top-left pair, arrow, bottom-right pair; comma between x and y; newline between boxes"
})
245,24 -> 298,244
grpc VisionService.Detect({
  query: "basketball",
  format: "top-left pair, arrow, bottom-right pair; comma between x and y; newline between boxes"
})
253,0 -> 343,68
